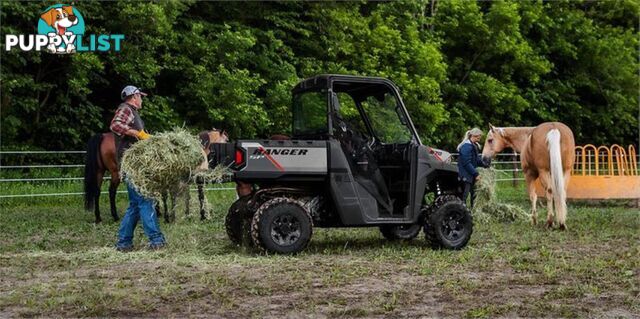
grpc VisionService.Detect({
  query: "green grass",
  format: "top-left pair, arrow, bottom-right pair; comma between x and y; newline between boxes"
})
1,181 -> 638,317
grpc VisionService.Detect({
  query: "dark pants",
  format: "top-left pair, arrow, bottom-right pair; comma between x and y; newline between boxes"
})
462,182 -> 476,208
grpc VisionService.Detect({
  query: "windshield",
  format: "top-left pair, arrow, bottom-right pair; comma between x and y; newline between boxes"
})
359,92 -> 413,144
292,91 -> 328,137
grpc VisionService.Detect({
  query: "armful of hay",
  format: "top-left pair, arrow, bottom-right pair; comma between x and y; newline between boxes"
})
121,128 -> 224,200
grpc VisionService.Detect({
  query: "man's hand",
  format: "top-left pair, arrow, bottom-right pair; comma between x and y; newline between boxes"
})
136,130 -> 151,140
475,175 -> 481,182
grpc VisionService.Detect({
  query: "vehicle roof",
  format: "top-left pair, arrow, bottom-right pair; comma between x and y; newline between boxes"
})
292,74 -> 397,93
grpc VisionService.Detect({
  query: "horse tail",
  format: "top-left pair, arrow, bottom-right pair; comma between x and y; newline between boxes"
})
546,129 -> 567,226
84,133 -> 103,211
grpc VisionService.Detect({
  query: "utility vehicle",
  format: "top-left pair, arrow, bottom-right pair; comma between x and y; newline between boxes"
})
209,75 -> 473,254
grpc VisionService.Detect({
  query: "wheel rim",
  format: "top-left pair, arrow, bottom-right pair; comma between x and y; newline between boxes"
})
271,213 -> 301,246
440,209 -> 467,243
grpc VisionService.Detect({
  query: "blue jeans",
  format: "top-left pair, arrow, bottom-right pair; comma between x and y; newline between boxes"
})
116,181 -> 166,248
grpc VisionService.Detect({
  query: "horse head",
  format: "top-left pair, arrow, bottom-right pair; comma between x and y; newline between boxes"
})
481,124 -> 509,166
210,128 -> 229,144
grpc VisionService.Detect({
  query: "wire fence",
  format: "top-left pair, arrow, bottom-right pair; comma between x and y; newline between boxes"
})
0,150 -> 237,199
1,150 -> 638,199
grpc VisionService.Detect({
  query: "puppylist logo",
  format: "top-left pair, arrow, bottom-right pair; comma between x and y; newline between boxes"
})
5,4 -> 124,54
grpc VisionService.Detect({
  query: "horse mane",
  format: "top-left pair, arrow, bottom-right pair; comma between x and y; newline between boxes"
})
494,127 -> 535,152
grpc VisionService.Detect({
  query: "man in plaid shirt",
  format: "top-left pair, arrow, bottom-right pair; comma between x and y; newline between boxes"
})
111,85 -> 166,252
110,86 -> 151,163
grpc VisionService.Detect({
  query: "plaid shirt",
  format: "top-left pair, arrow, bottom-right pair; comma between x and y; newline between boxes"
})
110,104 -> 136,136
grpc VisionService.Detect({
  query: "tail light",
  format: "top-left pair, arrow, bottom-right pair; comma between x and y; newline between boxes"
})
234,148 -> 245,166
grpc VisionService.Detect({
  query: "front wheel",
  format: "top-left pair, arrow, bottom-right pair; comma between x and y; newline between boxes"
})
379,224 -> 421,241
424,195 -> 473,250
250,197 -> 313,254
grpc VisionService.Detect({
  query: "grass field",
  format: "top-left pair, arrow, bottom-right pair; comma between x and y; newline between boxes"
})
1,180 -> 638,318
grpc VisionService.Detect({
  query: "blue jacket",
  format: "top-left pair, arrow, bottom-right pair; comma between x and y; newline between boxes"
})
457,142 -> 485,183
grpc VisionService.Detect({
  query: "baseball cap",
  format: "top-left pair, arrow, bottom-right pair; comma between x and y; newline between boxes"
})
121,85 -> 148,100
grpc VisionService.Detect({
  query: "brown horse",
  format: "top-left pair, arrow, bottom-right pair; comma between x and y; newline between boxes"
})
83,129 -> 228,223
481,122 -> 575,230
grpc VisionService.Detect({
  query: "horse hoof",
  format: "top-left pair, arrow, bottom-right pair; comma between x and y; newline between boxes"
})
95,219 -> 102,224
559,224 -> 567,231
545,220 -> 553,229
531,217 -> 537,226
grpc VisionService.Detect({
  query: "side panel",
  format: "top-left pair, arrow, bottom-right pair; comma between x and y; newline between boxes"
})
423,145 -> 462,197
235,140 -> 328,181
412,145 -> 461,221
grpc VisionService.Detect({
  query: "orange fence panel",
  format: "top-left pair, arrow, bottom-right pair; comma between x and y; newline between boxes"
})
536,145 -> 639,200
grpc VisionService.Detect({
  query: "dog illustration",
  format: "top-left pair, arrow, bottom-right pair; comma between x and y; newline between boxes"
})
40,6 -> 78,53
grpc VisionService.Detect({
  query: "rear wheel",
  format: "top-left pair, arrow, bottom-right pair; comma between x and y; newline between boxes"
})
379,224 -> 421,241
225,195 -> 253,246
251,197 -> 313,254
424,195 -> 473,249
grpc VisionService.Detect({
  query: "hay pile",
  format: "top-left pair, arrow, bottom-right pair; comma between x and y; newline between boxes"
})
473,168 -> 528,223
121,128 -> 229,200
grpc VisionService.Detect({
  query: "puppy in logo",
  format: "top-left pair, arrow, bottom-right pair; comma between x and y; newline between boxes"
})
40,6 -> 78,53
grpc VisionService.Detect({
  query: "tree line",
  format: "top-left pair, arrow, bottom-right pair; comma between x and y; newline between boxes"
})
1,0 -> 638,152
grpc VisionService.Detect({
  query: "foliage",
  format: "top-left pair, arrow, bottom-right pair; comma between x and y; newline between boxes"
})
1,0 -> 637,151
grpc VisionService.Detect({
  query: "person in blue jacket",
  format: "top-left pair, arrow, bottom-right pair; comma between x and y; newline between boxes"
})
457,128 -> 488,208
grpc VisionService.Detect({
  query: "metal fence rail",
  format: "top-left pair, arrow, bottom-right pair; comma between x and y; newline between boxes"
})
0,187 -> 237,199
0,151 -> 87,154
1,164 -> 85,169
2,150 -> 638,199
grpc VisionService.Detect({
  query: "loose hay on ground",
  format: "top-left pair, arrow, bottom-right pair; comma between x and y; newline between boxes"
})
121,128 -> 228,200
473,168 -> 528,223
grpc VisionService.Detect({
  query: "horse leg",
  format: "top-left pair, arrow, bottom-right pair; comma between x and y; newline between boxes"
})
109,172 -> 120,221
155,192 -> 163,220
170,191 -> 177,223
525,172 -> 538,226
155,200 -> 162,219
538,171 -> 554,229
198,178 -> 206,221
184,183 -> 191,217
95,171 -> 104,223
161,192 -> 169,223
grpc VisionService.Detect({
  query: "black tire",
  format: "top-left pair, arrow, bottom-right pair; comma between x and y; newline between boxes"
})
251,197 -> 313,254
225,195 -> 253,246
379,224 -> 421,241
424,195 -> 473,250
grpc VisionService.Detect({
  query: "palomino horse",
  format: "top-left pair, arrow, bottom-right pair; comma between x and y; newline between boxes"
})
481,122 -> 575,230
83,129 -> 228,223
